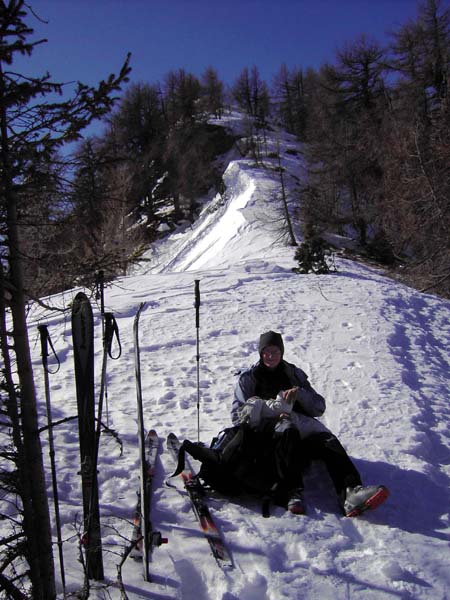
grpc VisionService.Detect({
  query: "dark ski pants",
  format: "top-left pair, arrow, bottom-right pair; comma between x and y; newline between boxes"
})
302,432 -> 362,499
272,426 -> 306,491
258,422 -> 308,507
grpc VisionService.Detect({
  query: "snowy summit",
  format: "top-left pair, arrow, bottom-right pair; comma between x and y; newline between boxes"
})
25,111 -> 450,599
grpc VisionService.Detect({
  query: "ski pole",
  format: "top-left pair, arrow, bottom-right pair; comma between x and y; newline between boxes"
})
38,324 -> 66,596
83,312 -> 121,582
89,312 -> 121,539
94,312 -> 121,462
96,270 -> 110,426
194,280 -> 201,442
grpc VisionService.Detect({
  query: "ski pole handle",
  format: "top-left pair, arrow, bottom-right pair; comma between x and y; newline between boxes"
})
38,324 -> 60,374
38,324 -> 49,361
96,270 -> 105,316
194,280 -> 200,329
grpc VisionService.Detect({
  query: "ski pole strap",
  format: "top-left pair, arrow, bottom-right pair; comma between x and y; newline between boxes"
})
38,324 -> 60,374
104,313 -> 122,359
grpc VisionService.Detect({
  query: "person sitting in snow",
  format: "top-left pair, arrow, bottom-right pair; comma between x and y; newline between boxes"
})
232,330 -> 389,516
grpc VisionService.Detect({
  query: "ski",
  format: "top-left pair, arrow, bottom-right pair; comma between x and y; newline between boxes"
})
130,430 -> 167,571
71,291 -> 104,580
166,432 -> 234,570
133,302 -> 149,578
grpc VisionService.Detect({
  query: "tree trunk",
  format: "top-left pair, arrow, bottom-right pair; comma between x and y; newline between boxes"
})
1,75 -> 56,600
8,247 -> 56,599
278,149 -> 297,246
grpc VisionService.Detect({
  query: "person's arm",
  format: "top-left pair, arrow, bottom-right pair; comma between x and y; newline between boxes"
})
289,365 -> 326,417
294,380 -> 326,416
237,396 -> 279,428
231,370 -> 255,425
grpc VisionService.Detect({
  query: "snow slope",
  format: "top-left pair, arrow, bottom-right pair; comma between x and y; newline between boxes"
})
17,113 -> 450,599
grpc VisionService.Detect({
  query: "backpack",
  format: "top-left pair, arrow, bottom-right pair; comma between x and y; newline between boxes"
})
201,423 -> 280,496
173,420 -> 303,501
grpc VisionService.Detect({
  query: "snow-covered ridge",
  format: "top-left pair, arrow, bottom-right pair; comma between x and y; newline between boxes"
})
148,113 -> 304,275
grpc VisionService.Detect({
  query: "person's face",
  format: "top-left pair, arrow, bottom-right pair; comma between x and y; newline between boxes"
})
261,345 -> 282,369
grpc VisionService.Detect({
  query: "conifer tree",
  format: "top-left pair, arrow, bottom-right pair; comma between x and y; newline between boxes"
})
0,1 -> 130,597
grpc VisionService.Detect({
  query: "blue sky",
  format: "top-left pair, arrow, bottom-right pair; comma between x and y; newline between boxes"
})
16,0 -> 427,92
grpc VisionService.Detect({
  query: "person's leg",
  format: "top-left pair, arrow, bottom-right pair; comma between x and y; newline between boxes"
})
274,426 -> 306,487
303,432 -> 389,516
303,432 -> 362,499
271,423 -> 307,512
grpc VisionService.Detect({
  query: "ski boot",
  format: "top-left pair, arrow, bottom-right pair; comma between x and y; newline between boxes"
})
343,484 -> 389,517
287,488 -> 306,515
